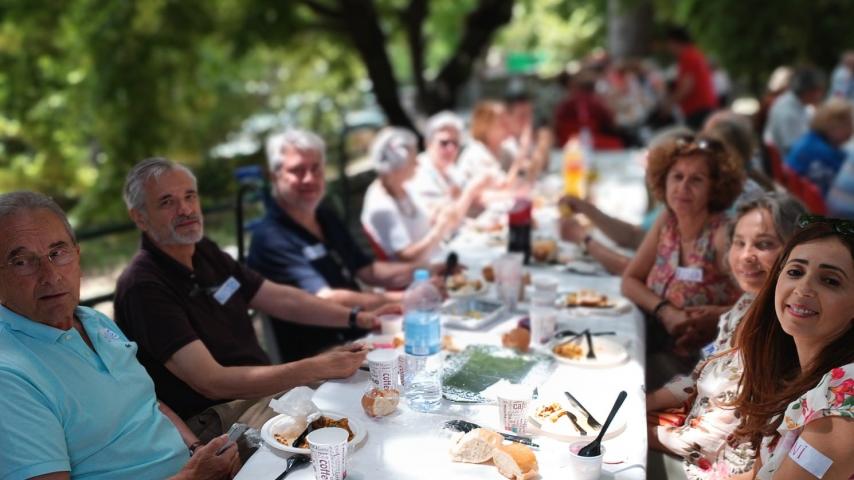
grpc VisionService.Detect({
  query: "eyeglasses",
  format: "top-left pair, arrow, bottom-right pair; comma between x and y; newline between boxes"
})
674,135 -> 725,155
797,214 -> 854,236
437,139 -> 460,148
3,246 -> 77,276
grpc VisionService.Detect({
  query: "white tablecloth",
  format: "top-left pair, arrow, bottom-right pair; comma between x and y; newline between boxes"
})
237,150 -> 650,480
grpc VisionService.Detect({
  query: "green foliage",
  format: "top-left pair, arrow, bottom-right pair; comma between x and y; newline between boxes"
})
497,0 -> 607,76
655,0 -> 854,90
10,0 -> 849,237
2,0 -> 516,229
0,1 -> 96,211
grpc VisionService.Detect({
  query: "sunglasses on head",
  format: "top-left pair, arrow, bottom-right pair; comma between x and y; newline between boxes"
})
797,214 -> 854,236
674,135 -> 725,155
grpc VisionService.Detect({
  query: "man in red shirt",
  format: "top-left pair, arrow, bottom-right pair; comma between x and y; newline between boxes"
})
553,70 -> 625,149
666,26 -> 718,129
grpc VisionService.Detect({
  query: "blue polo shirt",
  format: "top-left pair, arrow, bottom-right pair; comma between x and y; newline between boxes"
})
248,200 -> 373,294
0,306 -> 187,480
247,199 -> 373,361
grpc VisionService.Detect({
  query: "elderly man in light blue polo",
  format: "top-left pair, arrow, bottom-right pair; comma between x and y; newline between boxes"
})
0,191 -> 237,480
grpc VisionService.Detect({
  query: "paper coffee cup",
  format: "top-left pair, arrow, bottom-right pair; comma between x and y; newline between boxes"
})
497,384 -> 532,434
396,347 -> 406,387
307,427 -> 349,480
567,440 -> 606,480
532,275 -> 558,296
379,314 -> 403,335
530,304 -> 557,344
367,349 -> 399,391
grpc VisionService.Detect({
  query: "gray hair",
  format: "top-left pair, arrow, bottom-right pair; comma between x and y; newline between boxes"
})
0,191 -> 76,243
369,127 -> 418,174
425,111 -> 464,142
728,191 -> 807,244
266,129 -> 326,172
123,157 -> 197,212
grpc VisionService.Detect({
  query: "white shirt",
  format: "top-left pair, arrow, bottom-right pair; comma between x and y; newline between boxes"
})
829,64 -> 854,101
763,91 -> 810,155
456,140 -> 505,186
406,153 -> 462,215
361,180 -> 432,260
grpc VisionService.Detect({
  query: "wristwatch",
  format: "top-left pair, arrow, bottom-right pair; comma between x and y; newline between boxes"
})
348,306 -> 364,330
189,441 -> 204,456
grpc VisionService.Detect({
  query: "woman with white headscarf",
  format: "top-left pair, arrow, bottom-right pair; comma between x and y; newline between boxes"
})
361,127 -> 462,261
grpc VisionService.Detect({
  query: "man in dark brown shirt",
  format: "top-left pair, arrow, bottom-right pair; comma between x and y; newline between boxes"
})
114,157 -> 393,441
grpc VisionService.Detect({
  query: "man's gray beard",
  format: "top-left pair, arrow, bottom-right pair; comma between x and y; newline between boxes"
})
148,223 -> 204,246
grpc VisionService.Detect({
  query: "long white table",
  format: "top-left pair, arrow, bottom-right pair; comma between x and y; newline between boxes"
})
237,150 -> 650,479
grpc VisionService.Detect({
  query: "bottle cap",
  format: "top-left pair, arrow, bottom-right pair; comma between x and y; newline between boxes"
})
413,269 -> 429,282
508,197 -> 532,226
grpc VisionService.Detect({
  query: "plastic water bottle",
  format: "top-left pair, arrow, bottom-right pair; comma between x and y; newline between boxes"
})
403,269 -> 443,412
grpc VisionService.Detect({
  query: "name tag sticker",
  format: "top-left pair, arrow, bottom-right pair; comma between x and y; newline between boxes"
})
213,276 -> 241,305
675,266 -> 704,283
302,244 -> 327,261
789,436 -> 832,478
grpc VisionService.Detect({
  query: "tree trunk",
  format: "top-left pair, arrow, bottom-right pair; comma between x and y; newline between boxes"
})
402,0 -> 429,112
607,0 -> 654,60
420,0 -> 514,114
337,0 -> 416,131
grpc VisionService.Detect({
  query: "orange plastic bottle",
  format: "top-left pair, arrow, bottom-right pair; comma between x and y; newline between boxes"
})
562,138 -> 587,199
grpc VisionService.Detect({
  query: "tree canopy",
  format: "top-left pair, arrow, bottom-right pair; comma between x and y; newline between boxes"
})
2,0 -> 851,226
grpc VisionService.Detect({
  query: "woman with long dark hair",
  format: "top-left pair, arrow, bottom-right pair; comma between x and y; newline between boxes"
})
731,219 -> 854,479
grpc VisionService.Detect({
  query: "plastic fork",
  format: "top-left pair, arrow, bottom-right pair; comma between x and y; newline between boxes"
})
584,330 -> 596,359
563,410 -> 588,436
275,454 -> 310,479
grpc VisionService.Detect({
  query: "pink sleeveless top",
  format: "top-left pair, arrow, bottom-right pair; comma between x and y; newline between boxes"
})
646,212 -> 740,308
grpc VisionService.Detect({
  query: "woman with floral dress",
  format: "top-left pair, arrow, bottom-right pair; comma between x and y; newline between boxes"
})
623,134 -> 745,387
646,192 -> 806,479
731,219 -> 854,479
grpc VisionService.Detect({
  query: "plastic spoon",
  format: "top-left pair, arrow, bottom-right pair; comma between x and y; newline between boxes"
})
443,252 -> 459,283
578,390 -> 627,457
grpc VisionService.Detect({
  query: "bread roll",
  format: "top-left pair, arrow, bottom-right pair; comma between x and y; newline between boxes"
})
482,265 -> 495,283
501,327 -> 531,353
492,443 -> 539,480
531,239 -> 557,263
361,388 -> 399,417
448,428 -> 503,463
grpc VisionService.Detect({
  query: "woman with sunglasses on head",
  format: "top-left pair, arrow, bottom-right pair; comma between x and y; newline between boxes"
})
645,192 -> 806,479
622,134 -> 746,387
729,219 -> 854,479
558,126 -> 695,275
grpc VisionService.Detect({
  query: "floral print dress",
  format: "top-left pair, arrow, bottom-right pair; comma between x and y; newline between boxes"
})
646,212 -> 741,309
658,294 -> 757,479
757,363 -> 854,479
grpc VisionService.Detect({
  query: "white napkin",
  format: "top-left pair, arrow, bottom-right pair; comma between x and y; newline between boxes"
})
267,387 -> 322,440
